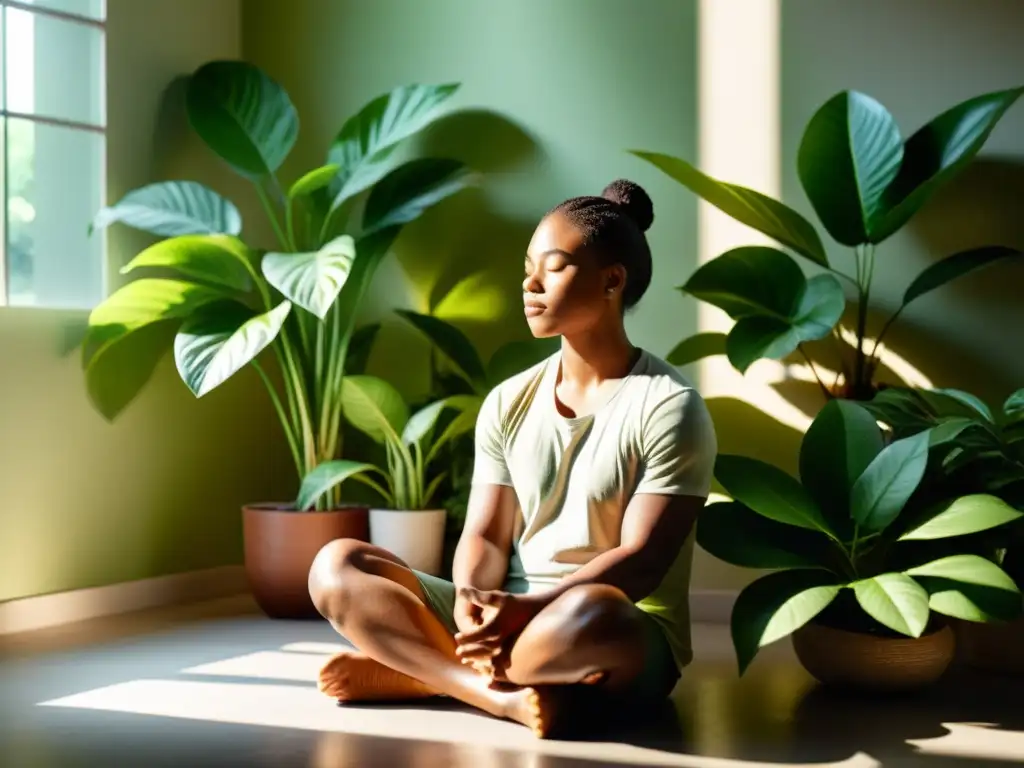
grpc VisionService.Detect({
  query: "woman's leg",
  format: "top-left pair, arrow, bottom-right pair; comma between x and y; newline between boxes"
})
496,584 -> 665,693
307,538 -> 542,728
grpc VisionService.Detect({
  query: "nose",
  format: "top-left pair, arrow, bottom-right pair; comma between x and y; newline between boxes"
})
523,266 -> 542,294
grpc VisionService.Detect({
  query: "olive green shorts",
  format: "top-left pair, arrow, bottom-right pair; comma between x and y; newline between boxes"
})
412,570 -> 680,700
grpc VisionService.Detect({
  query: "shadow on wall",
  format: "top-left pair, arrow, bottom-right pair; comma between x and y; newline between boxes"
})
368,109 -> 547,379
772,301 -> 1016,422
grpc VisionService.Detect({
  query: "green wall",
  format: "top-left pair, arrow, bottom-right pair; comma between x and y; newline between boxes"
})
0,0 -> 293,603
243,0 -> 1024,592
4,0 -> 1022,603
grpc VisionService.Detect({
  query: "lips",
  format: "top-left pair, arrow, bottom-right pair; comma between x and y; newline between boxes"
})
524,298 -> 546,317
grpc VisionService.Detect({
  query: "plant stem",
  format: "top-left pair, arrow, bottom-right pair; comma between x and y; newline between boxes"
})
278,329 -> 316,471
853,244 -> 875,395
251,359 -> 302,475
798,344 -> 832,399
256,183 -> 289,251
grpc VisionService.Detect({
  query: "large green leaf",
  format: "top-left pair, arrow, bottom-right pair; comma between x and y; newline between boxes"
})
920,388 -> 994,423
395,310 -> 486,388
363,158 -> 474,233
185,60 -> 298,179
288,164 -> 340,199
341,375 -> 410,445
849,429 -> 931,532
862,387 -> 937,433
900,494 -> 1023,541
1003,388 -> 1024,420
902,246 -> 1021,308
666,332 -> 728,367
797,91 -> 904,246
682,247 -> 805,319
402,399 -> 449,446
83,320 -> 179,421
799,399 -> 884,535
725,275 -> 846,373
731,570 -> 841,675
876,87 -> 1024,240
120,235 -> 255,293
327,83 -> 460,213
486,337 -> 559,389
296,460 -> 381,512
261,235 -> 356,319
696,501 -> 834,570
714,454 -> 833,535
630,151 -> 828,266
91,181 -> 242,237
906,554 -> 1022,622
85,279 -> 227,364
428,395 -> 484,459
174,300 -> 291,397
852,573 -> 930,637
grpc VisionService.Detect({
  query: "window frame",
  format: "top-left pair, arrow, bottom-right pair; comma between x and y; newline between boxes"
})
0,0 -> 107,307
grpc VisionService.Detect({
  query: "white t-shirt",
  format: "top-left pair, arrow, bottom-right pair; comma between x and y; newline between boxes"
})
471,348 -> 717,668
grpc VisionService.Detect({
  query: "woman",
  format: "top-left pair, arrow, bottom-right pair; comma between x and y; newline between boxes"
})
308,179 -> 717,738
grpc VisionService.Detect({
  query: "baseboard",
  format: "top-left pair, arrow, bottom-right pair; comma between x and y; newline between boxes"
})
0,565 -> 249,636
689,588 -> 738,624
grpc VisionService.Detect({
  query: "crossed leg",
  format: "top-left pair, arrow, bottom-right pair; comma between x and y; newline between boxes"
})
307,538 -> 655,736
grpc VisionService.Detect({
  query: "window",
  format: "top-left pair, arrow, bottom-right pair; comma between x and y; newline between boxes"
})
1,0 -> 105,309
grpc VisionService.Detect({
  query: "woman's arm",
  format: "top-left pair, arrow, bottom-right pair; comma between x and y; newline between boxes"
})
451,483 -> 517,592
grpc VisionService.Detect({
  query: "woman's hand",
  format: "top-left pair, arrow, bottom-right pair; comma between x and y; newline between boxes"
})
453,588 -> 546,680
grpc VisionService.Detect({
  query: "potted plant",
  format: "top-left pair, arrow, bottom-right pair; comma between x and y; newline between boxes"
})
83,60 -> 474,617
697,398 -> 1022,690
294,375 -> 482,575
862,384 -> 1024,673
630,86 -> 1023,400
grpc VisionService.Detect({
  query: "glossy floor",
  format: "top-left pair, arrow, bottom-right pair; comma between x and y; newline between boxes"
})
1,595 -> 1020,767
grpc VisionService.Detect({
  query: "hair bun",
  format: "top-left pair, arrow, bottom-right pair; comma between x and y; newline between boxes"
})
601,179 -> 654,232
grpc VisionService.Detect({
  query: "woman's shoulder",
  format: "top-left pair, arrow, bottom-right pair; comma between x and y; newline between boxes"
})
632,349 -> 702,398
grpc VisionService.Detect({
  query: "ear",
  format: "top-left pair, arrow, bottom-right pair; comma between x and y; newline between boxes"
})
603,264 -> 627,296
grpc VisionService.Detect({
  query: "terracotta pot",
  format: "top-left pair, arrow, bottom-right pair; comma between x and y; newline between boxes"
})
242,503 -> 369,619
792,620 -> 955,691
953,617 -> 1024,675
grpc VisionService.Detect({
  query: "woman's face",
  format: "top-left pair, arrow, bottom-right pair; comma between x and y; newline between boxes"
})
522,212 -> 625,338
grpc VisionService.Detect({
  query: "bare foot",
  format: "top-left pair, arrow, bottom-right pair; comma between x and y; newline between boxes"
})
317,649 -> 438,702
506,686 -> 564,738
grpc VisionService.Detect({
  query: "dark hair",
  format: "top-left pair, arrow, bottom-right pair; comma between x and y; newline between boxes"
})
548,179 -> 654,310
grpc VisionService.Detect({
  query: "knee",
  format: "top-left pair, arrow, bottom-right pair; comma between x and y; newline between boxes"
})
548,584 -> 642,646
308,538 -> 370,618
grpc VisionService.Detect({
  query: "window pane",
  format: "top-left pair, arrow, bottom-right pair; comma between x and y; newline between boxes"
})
10,0 -> 105,22
6,117 -> 104,308
5,7 -> 104,126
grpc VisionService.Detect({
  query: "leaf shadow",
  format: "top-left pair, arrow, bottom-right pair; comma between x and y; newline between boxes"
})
774,301 -> 1016,421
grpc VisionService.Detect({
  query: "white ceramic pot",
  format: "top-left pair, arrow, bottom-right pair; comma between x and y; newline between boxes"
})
369,508 -> 447,576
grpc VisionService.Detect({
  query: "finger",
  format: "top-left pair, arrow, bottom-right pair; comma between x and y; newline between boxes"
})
455,642 -> 500,661
455,627 -> 502,647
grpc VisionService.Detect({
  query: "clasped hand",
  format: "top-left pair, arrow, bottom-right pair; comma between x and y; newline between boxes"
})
454,587 -> 543,683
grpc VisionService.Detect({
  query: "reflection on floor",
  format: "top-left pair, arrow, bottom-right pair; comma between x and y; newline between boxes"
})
1,594 -> 1021,767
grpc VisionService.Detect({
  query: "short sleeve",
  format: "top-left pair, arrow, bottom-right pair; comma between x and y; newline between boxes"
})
471,387 -> 513,487
634,388 -> 717,497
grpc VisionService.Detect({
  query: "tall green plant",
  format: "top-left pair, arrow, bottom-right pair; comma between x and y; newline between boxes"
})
633,87 -> 1023,400
698,399 -> 1022,675
84,61 -> 474,508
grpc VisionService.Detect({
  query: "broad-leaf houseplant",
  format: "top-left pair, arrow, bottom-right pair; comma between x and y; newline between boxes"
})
84,60 -> 475,616
698,398 -> 1022,689
633,86 -> 1023,401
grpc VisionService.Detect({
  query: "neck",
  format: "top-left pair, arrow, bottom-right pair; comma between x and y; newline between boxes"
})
558,315 -> 637,388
